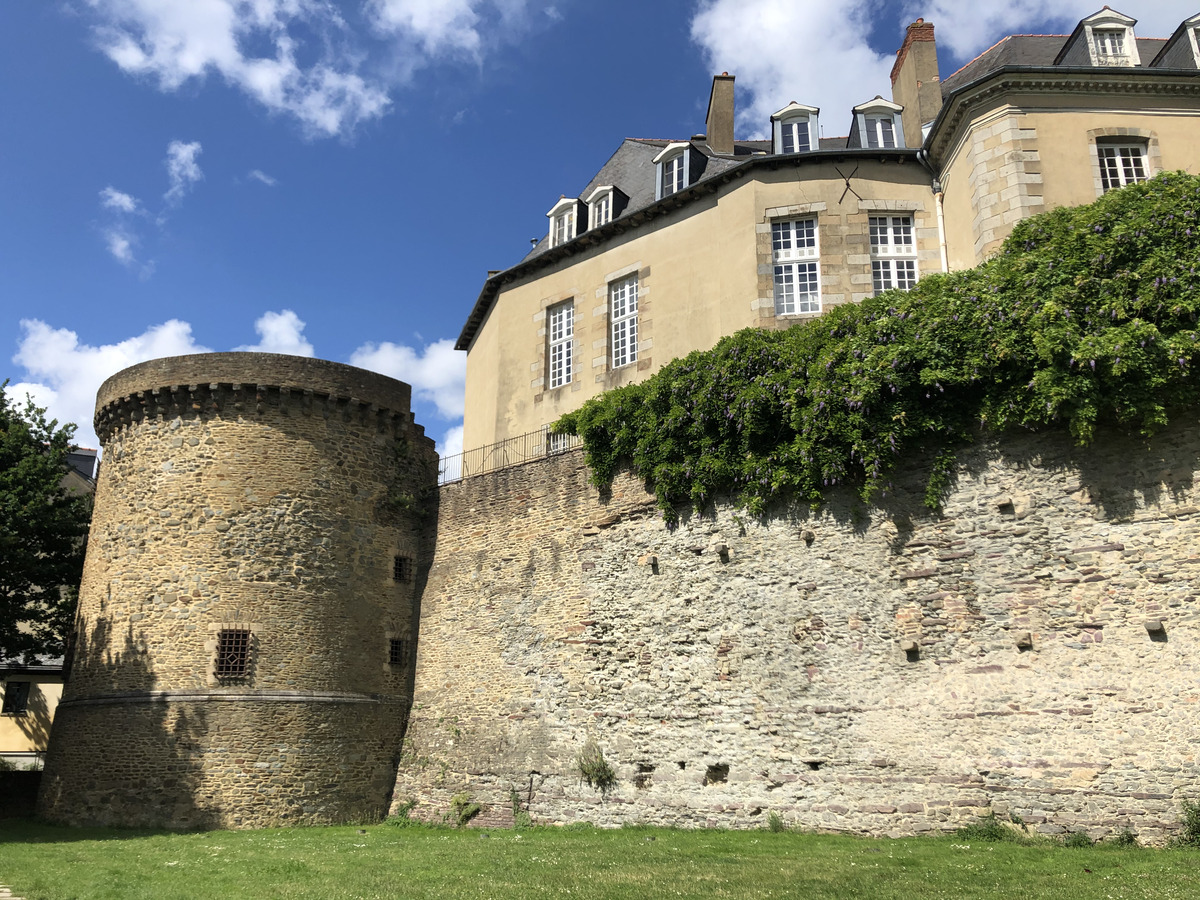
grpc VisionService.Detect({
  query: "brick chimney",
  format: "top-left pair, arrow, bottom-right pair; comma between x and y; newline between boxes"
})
890,18 -> 942,148
706,73 -> 735,155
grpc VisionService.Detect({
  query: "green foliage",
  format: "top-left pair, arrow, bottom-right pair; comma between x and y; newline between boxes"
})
1171,798 -> 1200,848
449,793 -> 482,828
576,739 -> 617,795
384,798 -> 418,827
1063,830 -> 1094,848
1112,828 -> 1139,848
510,789 -> 533,829
957,814 -> 1016,843
0,383 -> 92,662
767,811 -> 786,833
556,174 -> 1200,523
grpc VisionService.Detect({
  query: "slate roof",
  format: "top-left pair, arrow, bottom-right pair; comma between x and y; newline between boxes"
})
521,135 -> 847,262
942,34 -> 1170,96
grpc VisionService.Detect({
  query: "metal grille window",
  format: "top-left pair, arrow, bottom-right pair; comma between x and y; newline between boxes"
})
389,638 -> 411,667
869,215 -> 918,294
609,275 -> 639,368
1098,143 -> 1147,191
865,115 -> 896,149
772,218 -> 821,315
547,302 -> 574,388
780,117 -> 811,154
2,681 -> 30,715
393,555 -> 414,583
214,629 -> 252,680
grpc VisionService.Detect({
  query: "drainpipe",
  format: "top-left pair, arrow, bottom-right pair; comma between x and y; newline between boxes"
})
917,149 -> 949,273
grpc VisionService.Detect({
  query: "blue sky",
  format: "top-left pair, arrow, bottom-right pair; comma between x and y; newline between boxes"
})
3,1 -> 1195,455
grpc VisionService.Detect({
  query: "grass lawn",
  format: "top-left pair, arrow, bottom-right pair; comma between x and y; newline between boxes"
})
2,819 -> 1198,900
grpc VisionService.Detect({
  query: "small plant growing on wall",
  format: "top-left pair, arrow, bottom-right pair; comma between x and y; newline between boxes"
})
576,739 -> 617,796
449,793 -> 481,828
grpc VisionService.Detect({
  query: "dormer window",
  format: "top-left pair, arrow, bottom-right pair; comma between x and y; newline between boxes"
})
546,197 -> 581,248
851,97 -> 905,150
1056,9 -> 1141,67
653,142 -> 693,200
770,102 -> 820,155
587,186 -> 614,229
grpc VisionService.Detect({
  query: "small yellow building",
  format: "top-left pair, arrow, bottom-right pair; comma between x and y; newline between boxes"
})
1,659 -> 63,769
455,8 -> 1200,453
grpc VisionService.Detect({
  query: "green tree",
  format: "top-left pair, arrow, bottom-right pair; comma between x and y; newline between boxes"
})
0,383 -> 91,663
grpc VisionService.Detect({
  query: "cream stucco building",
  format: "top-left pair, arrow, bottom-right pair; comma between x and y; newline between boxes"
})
456,8 -> 1200,453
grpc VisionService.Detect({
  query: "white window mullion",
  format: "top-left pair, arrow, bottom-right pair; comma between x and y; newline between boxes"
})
547,303 -> 574,388
610,276 -> 639,368
771,217 -> 820,316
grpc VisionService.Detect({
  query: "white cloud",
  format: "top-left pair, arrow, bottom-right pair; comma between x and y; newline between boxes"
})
349,338 -> 466,420
85,0 -> 389,137
691,0 -> 895,138
367,0 -> 483,56
690,1 -> 1200,141
438,423 -> 464,459
248,168 -> 277,186
235,309 -> 315,356
10,319 -> 212,449
102,227 -> 137,264
100,186 -> 140,213
164,140 -> 203,205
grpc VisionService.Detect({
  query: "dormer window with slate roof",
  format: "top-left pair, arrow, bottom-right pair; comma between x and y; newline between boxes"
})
547,197 -> 581,248
851,97 -> 905,150
1055,9 -> 1141,67
653,142 -> 692,200
771,103 -> 820,155
1149,14 -> 1200,68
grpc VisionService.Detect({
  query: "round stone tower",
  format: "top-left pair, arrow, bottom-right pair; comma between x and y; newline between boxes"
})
38,353 -> 439,829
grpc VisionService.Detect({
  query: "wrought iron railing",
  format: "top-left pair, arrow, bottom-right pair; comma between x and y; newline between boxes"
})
438,427 -> 581,485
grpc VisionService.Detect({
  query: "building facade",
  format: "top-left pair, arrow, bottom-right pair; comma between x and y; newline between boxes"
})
457,8 -> 1200,451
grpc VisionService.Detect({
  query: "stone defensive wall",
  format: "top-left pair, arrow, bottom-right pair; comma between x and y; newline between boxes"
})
39,353 -> 438,829
395,418 -> 1200,843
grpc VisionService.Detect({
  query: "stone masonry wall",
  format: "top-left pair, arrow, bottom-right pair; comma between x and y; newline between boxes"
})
40,354 -> 437,830
395,419 -> 1200,843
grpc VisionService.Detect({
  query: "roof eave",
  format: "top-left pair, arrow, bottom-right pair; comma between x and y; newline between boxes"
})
455,148 -> 920,351
925,64 -> 1200,161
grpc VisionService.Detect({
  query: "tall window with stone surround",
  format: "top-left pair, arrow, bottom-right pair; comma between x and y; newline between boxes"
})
869,215 -> 918,294
609,275 -> 639,369
547,301 -> 574,388
772,217 -> 821,315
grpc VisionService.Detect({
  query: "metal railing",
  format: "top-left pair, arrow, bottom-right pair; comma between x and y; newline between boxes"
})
439,427 -> 581,485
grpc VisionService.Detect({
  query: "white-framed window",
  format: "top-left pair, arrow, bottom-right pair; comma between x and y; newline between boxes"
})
853,97 -> 905,150
865,115 -> 897,149
869,215 -> 918,294
547,301 -> 574,389
662,153 -> 684,196
1094,28 -> 1127,60
546,198 -> 579,248
1098,143 -> 1148,191
591,191 -> 611,228
609,275 -> 639,368
772,218 -> 820,316
653,142 -> 692,200
552,209 -> 575,246
771,103 -> 820,155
